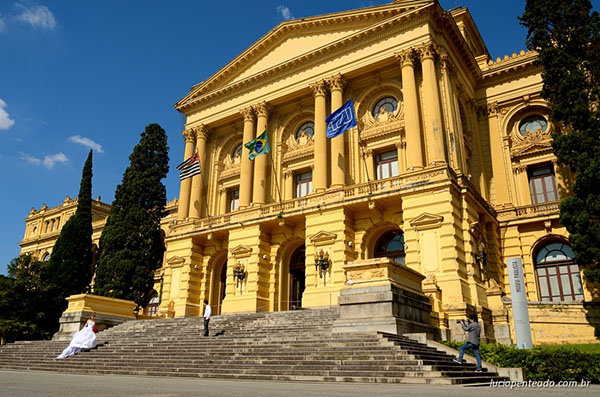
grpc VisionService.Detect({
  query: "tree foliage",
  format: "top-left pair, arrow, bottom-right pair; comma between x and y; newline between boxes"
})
0,254 -> 58,342
43,150 -> 94,300
520,0 -> 600,281
94,123 -> 169,307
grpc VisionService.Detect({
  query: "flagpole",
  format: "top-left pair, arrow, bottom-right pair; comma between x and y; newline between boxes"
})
356,126 -> 373,195
270,152 -> 283,205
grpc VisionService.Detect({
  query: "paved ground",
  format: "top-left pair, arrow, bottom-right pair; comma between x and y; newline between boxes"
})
0,370 -> 597,397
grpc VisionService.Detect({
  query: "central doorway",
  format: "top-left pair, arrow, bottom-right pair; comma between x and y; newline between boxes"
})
289,245 -> 305,309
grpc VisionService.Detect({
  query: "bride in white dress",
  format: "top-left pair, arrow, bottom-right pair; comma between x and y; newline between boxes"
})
56,315 -> 97,359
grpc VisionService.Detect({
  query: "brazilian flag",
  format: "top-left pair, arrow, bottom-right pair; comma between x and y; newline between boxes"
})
244,130 -> 271,160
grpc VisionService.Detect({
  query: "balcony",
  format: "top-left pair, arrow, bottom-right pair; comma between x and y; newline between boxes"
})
168,166 -> 451,237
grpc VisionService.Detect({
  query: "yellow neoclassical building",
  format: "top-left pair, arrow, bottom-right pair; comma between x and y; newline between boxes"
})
20,0 -> 599,345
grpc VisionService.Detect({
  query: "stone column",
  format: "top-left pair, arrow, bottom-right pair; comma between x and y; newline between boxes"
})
177,129 -> 196,220
328,74 -> 346,188
311,80 -> 328,192
252,102 -> 272,206
189,124 -> 210,219
239,107 -> 255,209
418,42 -> 446,166
396,50 -> 424,171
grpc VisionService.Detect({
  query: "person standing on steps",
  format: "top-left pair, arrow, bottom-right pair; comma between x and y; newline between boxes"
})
203,300 -> 211,337
453,314 -> 482,372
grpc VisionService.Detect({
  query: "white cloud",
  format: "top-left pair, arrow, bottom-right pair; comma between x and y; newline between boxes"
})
15,2 -> 56,30
0,98 -> 15,130
43,152 -> 68,168
276,5 -> 294,21
0,14 -> 6,32
20,151 -> 68,169
68,135 -> 104,153
19,152 -> 42,165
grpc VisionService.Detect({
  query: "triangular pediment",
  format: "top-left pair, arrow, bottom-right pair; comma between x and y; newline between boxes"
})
230,244 -> 253,258
308,230 -> 338,245
166,256 -> 186,267
409,213 -> 443,229
176,1 -> 433,111
511,140 -> 553,158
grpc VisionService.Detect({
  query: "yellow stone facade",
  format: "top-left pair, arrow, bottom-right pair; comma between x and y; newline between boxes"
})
20,1 -> 600,345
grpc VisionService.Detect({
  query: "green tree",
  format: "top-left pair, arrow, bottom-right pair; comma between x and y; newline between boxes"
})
43,150 -> 94,299
520,0 -> 600,281
94,123 -> 169,307
0,254 -> 56,342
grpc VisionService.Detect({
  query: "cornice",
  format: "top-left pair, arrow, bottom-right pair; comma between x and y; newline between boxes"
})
176,4 -> 434,114
481,51 -> 542,86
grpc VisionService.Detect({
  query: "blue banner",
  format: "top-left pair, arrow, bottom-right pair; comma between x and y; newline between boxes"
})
326,98 -> 357,139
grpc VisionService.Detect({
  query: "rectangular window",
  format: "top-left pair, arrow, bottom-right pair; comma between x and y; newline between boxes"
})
375,150 -> 399,180
295,171 -> 312,198
229,189 -> 239,212
528,164 -> 558,204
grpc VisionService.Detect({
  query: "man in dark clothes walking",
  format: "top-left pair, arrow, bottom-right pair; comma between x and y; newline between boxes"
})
453,314 -> 482,372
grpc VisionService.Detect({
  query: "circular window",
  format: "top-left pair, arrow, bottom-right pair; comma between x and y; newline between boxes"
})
233,143 -> 242,157
373,97 -> 398,117
519,115 -> 548,136
296,122 -> 314,138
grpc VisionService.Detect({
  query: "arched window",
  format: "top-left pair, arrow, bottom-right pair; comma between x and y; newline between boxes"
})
145,291 -> 160,316
535,241 -> 583,302
519,115 -> 548,136
296,121 -> 314,138
233,143 -> 242,158
374,230 -> 405,265
373,97 -> 398,117
42,253 -> 50,262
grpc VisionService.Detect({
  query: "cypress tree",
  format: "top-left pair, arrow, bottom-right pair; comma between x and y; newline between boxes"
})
94,123 -> 169,307
43,150 -> 94,298
520,0 -> 600,281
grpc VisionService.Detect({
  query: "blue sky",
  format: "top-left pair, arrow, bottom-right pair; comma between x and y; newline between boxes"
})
0,0 -> 536,275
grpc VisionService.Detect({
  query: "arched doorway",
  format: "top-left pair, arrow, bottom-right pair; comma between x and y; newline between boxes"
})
210,258 -> 227,315
289,245 -> 305,309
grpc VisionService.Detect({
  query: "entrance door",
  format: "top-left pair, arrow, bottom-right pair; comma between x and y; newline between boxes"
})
289,245 -> 305,309
217,261 -> 227,314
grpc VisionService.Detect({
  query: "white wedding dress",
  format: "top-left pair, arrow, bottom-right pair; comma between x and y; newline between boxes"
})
56,320 -> 97,359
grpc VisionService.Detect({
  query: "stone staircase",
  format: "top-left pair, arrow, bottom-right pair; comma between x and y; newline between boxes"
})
0,308 -> 507,384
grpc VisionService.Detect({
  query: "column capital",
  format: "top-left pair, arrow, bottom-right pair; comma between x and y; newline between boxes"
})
283,169 -> 293,178
439,50 -> 457,76
193,124 -> 212,141
240,106 -> 256,122
416,42 -> 439,61
326,73 -> 347,92
309,80 -> 328,97
395,48 -> 416,67
182,129 -> 196,143
395,141 -> 407,149
254,101 -> 272,118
